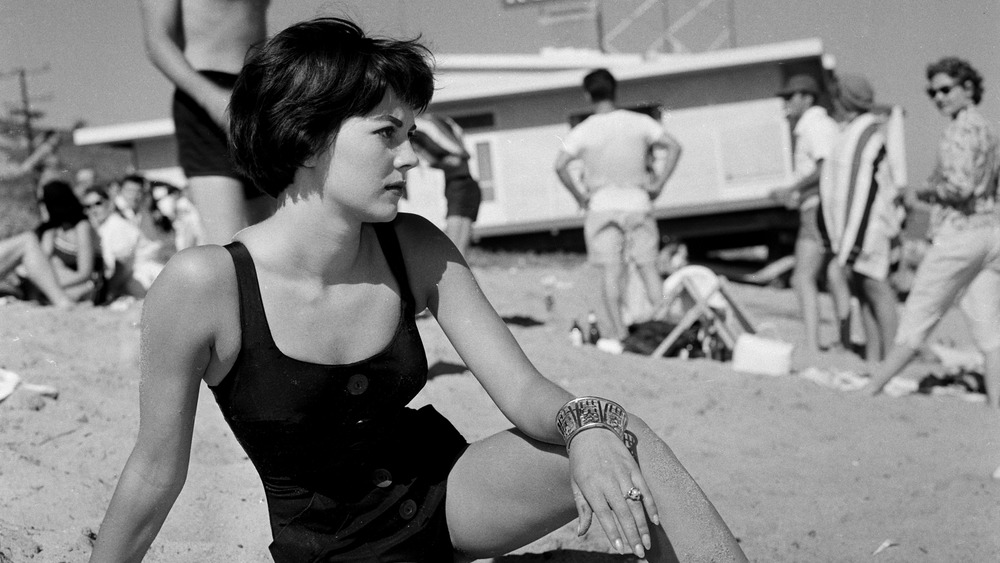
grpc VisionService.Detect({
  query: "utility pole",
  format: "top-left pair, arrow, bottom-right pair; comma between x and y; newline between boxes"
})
594,0 -> 606,53
1,64 -> 50,151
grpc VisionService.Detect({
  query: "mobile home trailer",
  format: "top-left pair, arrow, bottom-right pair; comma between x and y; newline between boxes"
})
74,38 -> 841,255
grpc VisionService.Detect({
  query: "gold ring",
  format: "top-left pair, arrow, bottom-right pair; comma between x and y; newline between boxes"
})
625,487 -> 642,502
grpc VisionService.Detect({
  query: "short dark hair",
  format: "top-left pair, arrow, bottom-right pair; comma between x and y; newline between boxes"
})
229,17 -> 436,197
83,185 -> 110,201
926,56 -> 984,104
583,68 -> 617,102
38,180 -> 85,232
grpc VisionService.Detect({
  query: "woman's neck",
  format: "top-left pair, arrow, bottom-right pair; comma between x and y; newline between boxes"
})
246,195 -> 369,283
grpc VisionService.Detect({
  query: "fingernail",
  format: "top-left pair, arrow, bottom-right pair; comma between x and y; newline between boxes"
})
576,524 -> 584,536
643,533 -> 651,549
615,539 -> 624,553
634,544 -> 645,558
652,513 -> 661,526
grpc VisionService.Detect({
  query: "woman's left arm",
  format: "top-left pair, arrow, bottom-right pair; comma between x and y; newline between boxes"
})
397,214 -> 571,441
396,215 -> 661,549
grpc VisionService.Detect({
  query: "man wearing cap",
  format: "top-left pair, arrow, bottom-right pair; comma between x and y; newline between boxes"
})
771,74 -> 845,353
818,73 -> 902,362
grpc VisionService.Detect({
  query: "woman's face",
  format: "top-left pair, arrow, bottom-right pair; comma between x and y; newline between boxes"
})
927,72 -> 974,119
310,89 -> 419,223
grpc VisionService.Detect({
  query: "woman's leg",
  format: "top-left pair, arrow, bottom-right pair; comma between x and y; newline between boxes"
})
446,417 -> 746,562
0,232 -> 73,308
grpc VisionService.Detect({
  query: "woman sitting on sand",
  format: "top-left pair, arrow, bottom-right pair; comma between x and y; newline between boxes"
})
34,180 -> 104,303
89,17 -> 746,563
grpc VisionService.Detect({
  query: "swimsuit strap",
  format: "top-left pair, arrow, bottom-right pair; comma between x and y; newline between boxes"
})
372,222 -> 416,308
224,225 -> 413,351
223,240 -> 274,349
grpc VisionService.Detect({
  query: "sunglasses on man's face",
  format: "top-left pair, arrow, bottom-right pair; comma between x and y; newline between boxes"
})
926,84 -> 958,98
83,200 -> 106,210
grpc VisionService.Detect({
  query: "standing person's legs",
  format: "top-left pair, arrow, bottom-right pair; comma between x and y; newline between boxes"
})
857,274 -> 899,361
446,418 -> 746,562
826,258 -> 853,348
869,226 -> 986,393
793,240 -> 826,352
187,176 -> 248,246
627,211 -> 663,313
445,215 -> 474,257
585,212 -> 628,340
959,269 -> 1000,409
443,177 -> 482,258
599,261 -> 628,340
0,232 -> 73,308
791,205 -> 827,352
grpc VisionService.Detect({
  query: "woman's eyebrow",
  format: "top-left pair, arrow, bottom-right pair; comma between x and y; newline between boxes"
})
373,114 -> 403,127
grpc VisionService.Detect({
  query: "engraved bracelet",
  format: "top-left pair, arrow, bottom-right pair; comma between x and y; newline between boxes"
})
555,396 -> 629,452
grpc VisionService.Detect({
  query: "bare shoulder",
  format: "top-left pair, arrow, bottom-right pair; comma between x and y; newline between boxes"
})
389,213 -> 464,307
145,244 -> 237,316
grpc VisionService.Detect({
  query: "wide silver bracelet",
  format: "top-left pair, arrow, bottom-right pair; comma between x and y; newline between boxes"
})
555,396 -> 629,452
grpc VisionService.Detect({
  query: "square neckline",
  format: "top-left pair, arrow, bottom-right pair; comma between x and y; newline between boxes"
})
225,223 -> 415,370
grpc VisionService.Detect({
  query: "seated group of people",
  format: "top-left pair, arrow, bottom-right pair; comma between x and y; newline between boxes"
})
0,174 -> 203,307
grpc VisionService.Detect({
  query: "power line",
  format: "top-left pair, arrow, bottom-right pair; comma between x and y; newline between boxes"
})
0,64 -> 51,151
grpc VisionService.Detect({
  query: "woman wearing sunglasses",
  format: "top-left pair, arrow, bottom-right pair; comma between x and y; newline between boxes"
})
868,57 -> 1000,414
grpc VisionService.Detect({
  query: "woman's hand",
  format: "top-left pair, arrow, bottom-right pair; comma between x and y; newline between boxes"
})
567,428 -> 660,558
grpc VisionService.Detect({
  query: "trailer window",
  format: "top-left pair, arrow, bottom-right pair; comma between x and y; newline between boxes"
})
452,113 -> 496,131
473,141 -> 495,202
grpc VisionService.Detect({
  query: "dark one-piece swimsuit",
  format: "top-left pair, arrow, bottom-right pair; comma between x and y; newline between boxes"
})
212,221 -> 468,562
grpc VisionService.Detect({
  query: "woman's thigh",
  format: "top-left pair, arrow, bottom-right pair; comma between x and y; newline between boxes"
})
446,429 -> 576,560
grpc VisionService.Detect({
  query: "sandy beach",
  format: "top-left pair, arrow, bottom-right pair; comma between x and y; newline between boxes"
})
1,252 -> 998,562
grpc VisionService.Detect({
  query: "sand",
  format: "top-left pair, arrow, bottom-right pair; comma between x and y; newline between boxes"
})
1,254 -> 998,562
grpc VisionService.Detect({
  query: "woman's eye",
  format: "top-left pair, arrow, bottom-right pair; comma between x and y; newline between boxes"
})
378,128 -> 395,139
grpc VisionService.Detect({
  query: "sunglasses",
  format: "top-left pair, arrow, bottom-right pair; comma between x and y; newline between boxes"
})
780,90 -> 811,100
83,200 -> 106,210
926,84 -> 958,98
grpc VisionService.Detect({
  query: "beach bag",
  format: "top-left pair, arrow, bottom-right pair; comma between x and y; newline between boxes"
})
731,330 -> 793,377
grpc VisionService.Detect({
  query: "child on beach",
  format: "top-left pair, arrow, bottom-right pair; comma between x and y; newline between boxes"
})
89,17 -> 746,562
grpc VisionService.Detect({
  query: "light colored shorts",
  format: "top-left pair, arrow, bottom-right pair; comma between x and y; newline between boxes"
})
848,231 -> 892,281
894,218 -> 1000,352
584,210 -> 659,265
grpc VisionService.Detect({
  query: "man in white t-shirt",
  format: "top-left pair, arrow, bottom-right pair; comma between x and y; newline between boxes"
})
769,73 -> 848,353
555,68 -> 682,351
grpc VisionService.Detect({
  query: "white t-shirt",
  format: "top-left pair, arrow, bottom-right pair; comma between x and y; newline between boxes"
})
792,105 -> 839,209
97,212 -> 143,278
561,109 -> 667,212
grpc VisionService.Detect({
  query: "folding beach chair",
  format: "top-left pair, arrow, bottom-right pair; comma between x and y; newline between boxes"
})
649,265 -> 756,358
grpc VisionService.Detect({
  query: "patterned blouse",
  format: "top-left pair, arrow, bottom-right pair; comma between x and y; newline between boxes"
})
928,105 -> 1000,230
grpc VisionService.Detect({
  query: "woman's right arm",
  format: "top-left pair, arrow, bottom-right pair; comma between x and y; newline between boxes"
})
89,247 -> 229,562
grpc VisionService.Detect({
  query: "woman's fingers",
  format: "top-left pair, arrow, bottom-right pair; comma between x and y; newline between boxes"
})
624,480 -> 655,553
635,474 -> 661,527
581,480 -> 648,557
571,480 -> 593,536
618,484 -> 651,558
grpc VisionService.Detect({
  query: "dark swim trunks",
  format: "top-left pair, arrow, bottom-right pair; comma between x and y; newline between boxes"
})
445,176 -> 482,221
213,220 -> 469,561
172,70 -> 262,199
